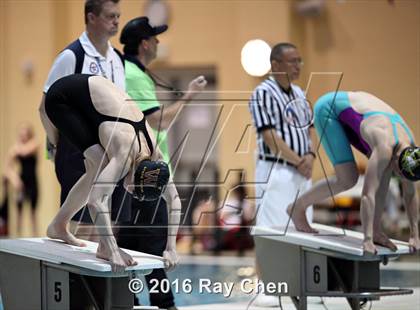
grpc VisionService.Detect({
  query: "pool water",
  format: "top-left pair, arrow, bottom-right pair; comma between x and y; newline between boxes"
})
380,269 -> 420,287
137,264 -> 254,306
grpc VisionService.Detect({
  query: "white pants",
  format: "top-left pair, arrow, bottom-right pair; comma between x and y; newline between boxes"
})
254,160 -> 313,231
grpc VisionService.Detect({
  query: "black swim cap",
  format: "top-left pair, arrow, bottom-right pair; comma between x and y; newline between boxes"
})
133,160 -> 170,201
398,147 -> 420,181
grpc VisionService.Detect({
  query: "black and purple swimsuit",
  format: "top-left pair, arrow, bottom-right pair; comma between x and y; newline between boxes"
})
313,91 -> 414,165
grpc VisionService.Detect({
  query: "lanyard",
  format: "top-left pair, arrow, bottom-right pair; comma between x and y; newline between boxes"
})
145,68 -> 184,97
95,57 -> 114,83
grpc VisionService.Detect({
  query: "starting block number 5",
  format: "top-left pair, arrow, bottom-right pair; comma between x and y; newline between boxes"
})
46,267 -> 70,309
305,252 -> 327,293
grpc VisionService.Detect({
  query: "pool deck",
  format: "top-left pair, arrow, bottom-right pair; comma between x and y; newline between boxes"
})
181,287 -> 420,310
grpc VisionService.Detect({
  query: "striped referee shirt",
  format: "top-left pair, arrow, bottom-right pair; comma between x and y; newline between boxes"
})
249,77 -> 312,161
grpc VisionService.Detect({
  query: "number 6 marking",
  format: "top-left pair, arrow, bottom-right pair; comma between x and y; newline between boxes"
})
313,265 -> 320,284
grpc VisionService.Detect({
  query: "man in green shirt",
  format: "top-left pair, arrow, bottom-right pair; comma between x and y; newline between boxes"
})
121,17 -> 206,167
118,16 -> 206,310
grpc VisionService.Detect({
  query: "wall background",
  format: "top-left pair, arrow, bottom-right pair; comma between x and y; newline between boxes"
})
0,0 -> 418,236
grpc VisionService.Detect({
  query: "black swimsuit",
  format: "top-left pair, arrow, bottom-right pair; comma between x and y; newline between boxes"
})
17,154 -> 38,210
95,110 -> 154,157
45,74 -> 154,156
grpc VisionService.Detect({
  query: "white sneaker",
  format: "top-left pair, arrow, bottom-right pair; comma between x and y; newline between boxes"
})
253,292 -> 279,307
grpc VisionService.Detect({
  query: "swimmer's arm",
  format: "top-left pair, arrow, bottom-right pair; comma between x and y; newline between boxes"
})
144,132 -> 180,249
123,167 -> 134,194
39,94 -> 59,146
261,128 -> 303,165
362,145 -> 390,198
360,147 -> 390,240
401,180 -> 419,241
150,142 -> 180,249
162,180 -> 181,251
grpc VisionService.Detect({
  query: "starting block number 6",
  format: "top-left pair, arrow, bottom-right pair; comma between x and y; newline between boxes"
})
306,252 -> 327,293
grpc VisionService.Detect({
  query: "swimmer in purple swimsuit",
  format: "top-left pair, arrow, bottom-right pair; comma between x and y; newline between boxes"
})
287,91 -> 420,254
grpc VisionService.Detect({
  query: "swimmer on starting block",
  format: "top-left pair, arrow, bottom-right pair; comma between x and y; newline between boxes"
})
39,74 -> 181,271
287,91 -> 420,254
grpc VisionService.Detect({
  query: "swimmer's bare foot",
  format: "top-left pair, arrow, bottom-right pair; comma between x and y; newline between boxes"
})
363,239 -> 378,255
408,237 -> 420,253
373,232 -> 397,252
97,239 -> 137,272
287,204 -> 318,233
47,223 -> 87,247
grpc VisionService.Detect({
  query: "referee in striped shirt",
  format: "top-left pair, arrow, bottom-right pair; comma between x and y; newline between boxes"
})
249,42 -> 316,307
250,42 -> 316,228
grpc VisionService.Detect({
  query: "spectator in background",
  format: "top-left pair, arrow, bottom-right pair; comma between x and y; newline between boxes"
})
2,123 -> 39,236
191,189 -> 217,254
0,177 -> 9,236
217,173 -> 254,255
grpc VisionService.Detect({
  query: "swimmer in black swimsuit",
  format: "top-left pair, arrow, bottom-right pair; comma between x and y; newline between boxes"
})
39,74 -> 181,271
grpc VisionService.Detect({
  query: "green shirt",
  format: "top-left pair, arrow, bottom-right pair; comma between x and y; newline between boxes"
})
125,59 -> 171,167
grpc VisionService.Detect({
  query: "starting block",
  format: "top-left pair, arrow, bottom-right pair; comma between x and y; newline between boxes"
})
0,238 -> 164,310
253,223 -> 413,310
